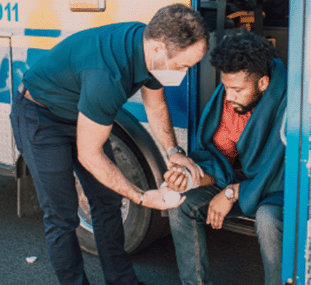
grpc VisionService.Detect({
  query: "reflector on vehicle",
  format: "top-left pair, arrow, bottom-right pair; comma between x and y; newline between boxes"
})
70,0 -> 106,12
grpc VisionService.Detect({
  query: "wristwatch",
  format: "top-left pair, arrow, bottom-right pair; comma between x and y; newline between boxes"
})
224,187 -> 235,203
167,146 -> 186,159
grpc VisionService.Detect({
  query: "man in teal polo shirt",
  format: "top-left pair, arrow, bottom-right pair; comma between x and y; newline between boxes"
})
10,4 -> 209,285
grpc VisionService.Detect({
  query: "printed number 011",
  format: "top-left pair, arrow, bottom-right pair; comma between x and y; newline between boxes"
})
0,3 -> 19,21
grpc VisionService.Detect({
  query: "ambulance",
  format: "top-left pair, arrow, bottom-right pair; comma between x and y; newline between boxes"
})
0,1 -> 309,284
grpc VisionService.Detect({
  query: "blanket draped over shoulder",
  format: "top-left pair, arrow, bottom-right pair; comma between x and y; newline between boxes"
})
189,58 -> 287,217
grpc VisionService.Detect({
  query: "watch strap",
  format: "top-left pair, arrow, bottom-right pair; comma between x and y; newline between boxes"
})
139,192 -> 145,206
167,146 -> 186,159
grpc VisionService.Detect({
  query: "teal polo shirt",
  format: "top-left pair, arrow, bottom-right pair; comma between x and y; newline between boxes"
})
22,22 -> 162,125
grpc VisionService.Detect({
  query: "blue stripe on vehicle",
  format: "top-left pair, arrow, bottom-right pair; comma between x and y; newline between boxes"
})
24,29 -> 61,38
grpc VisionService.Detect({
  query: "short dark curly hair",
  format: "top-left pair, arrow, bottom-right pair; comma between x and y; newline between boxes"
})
144,4 -> 210,57
210,29 -> 279,78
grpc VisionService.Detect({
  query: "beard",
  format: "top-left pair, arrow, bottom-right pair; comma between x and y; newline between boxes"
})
229,91 -> 263,115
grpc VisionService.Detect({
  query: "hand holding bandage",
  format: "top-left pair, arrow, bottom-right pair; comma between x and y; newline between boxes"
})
163,165 -> 194,193
161,167 -> 193,206
163,165 -> 216,206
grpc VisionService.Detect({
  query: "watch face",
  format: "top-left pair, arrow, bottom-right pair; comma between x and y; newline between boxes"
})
225,188 -> 234,199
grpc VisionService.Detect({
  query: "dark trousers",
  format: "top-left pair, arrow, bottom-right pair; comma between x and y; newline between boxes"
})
10,88 -> 139,285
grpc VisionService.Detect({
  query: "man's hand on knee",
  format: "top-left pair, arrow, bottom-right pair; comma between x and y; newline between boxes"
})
206,190 -> 234,230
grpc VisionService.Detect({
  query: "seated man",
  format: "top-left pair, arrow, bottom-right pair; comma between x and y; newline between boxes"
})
165,29 -> 286,285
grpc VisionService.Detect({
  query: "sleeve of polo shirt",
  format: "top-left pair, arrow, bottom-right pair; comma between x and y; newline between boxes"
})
78,69 -> 127,125
144,76 -> 163,90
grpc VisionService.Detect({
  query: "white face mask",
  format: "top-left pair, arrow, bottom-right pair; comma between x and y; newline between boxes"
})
150,53 -> 187,86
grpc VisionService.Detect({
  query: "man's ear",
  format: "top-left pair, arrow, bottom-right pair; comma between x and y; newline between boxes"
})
258,75 -> 270,93
148,40 -> 165,56
144,40 -> 166,71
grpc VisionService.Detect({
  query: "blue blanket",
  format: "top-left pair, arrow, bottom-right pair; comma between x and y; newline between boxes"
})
189,58 -> 287,216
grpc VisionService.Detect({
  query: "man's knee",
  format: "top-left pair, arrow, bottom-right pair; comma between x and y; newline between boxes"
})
168,196 -> 193,224
168,187 -> 211,227
255,204 -> 283,239
43,205 -> 80,233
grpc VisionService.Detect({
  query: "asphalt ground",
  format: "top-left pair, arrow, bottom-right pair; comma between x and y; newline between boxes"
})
0,175 -> 265,285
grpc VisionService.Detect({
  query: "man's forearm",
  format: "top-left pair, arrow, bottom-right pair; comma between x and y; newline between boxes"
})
146,103 -> 177,154
78,150 -> 143,204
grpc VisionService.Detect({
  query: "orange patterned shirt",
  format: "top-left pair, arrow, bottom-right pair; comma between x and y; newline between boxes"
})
212,98 -> 251,169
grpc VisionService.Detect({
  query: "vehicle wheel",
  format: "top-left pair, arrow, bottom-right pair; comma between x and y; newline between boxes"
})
76,131 -> 169,255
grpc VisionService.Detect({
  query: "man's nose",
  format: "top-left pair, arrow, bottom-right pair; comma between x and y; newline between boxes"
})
226,89 -> 236,101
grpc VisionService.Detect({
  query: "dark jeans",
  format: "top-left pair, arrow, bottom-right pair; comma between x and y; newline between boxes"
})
10,88 -> 139,285
169,185 -> 283,285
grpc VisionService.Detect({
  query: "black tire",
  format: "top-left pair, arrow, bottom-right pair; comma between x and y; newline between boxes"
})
76,130 -> 169,255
